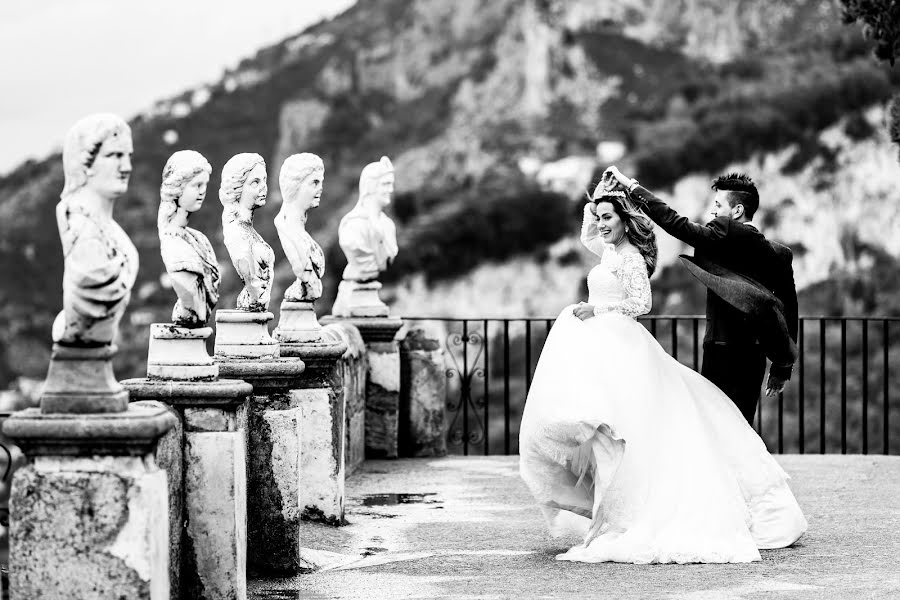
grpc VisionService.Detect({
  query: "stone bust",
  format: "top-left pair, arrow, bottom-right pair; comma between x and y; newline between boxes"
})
52,113 -> 139,346
220,153 -> 275,312
158,150 -> 220,327
338,156 -> 398,282
275,153 -> 326,302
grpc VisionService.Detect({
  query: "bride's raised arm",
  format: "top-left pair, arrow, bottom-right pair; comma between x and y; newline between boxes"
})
580,202 -> 606,258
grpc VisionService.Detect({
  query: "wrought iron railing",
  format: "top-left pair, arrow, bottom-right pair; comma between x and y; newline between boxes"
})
404,316 -> 900,456
0,411 -> 16,589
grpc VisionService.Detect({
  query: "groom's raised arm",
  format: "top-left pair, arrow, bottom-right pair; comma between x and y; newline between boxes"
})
629,185 -> 728,251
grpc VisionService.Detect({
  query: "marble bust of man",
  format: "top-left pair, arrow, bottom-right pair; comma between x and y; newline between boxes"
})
338,156 -> 398,282
275,153 -> 326,302
219,153 -> 275,312
158,150 -> 220,327
53,113 -> 139,347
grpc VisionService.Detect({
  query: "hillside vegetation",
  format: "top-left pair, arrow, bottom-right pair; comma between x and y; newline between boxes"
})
0,0 -> 897,390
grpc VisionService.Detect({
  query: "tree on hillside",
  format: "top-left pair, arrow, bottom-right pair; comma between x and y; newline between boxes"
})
841,1 -> 900,156
841,0 -> 900,64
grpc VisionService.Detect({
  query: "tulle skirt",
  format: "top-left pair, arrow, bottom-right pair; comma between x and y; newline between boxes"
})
518,306 -> 807,564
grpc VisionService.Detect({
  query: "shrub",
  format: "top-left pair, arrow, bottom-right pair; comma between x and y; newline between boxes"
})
841,0 -> 900,64
632,62 -> 892,187
889,95 -> 900,158
383,187 -> 572,284
844,110 -> 876,140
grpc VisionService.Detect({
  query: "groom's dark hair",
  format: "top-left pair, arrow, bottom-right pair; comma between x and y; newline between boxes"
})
711,172 -> 759,219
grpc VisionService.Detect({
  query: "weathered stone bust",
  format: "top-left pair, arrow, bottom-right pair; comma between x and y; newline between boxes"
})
220,153 -> 274,312
275,153 -> 326,302
53,113 -> 139,347
158,150 -> 220,327
339,156 -> 398,282
331,156 -> 399,318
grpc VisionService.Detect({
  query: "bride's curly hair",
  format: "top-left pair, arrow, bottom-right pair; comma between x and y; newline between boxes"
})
589,172 -> 658,276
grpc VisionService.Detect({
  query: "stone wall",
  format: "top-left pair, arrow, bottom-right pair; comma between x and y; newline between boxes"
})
1,317 -> 453,595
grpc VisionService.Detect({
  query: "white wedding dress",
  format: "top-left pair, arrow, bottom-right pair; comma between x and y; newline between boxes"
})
518,209 -> 807,564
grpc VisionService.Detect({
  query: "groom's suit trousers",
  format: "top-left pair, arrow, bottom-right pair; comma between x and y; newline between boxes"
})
701,341 -> 767,425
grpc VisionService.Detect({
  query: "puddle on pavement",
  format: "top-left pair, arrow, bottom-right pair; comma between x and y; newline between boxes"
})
360,493 -> 441,506
252,592 -> 335,600
351,510 -> 400,519
253,592 -> 299,600
361,546 -> 389,556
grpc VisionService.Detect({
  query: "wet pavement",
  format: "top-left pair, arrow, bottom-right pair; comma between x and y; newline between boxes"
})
249,455 -> 900,599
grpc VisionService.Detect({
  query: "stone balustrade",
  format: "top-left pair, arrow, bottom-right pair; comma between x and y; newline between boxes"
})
0,316 -> 447,598
0,129 -> 452,599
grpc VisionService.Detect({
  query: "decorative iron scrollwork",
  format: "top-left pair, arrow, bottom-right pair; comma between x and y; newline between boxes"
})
444,328 -> 486,449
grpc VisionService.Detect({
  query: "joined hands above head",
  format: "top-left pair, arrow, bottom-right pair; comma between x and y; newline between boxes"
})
605,166 -> 640,192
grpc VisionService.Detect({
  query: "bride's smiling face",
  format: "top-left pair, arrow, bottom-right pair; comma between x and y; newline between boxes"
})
591,201 -> 626,244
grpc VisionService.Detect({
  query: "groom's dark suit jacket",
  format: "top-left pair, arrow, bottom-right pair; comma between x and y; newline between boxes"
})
630,186 -> 799,382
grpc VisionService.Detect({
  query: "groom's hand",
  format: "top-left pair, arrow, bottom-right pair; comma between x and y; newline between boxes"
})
573,303 -> 595,320
765,373 -> 787,397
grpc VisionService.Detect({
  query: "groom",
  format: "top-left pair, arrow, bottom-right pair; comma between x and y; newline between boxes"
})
607,167 -> 798,424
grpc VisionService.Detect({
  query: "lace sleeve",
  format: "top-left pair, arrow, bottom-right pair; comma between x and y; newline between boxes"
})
580,203 -> 605,258
593,252 -> 652,319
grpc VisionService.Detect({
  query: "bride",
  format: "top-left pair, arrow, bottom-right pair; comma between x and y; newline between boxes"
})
519,177 -> 807,564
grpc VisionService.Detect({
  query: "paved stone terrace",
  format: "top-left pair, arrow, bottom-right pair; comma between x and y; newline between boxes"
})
250,455 -> 900,600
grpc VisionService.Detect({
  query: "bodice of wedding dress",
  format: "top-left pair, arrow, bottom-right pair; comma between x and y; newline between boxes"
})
580,207 -> 652,319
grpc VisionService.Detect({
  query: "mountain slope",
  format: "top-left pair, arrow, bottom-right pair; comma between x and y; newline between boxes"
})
0,0 -> 895,387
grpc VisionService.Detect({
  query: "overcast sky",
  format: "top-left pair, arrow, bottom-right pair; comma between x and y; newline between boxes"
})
0,0 -> 356,174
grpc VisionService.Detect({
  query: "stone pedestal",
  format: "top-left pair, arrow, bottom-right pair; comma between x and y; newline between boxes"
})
321,316 -> 403,459
41,344 -> 128,414
274,300 -> 323,343
124,380 -> 252,600
147,324 -> 218,381
280,333 -> 348,525
216,358 -> 307,575
131,401 -> 182,600
400,328 -> 448,457
2,404 -> 176,600
322,324 -> 367,476
331,281 -> 389,318
214,310 -> 279,359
